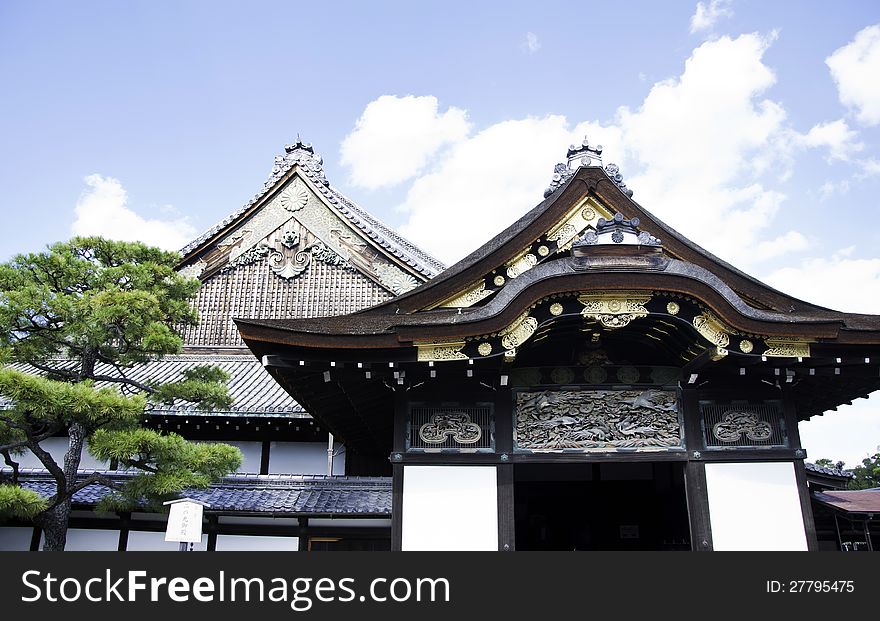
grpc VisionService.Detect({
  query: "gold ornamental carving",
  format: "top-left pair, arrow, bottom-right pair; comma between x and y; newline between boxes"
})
579,291 -> 651,330
692,313 -> 731,348
545,199 -> 609,251
477,342 -> 492,356
506,252 -> 538,279
763,337 -> 811,358
436,281 -> 495,309
549,303 -> 564,316
500,313 -> 539,350
416,341 -> 468,362
666,302 -> 680,316
739,339 -> 754,353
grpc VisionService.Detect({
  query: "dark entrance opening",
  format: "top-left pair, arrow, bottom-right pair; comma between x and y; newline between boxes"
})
514,461 -> 691,550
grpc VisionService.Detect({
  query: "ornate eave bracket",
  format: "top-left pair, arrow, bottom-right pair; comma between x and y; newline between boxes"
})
762,337 -> 811,358
579,291 -> 652,329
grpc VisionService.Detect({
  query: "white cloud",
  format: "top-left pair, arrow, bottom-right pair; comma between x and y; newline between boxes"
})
689,0 -> 734,34
343,33 -> 865,272
71,174 -> 196,251
826,24 -> 880,126
396,117 -> 621,262
800,394 -> 880,468
798,119 -> 863,161
340,95 -> 470,190
818,178 -> 850,201
859,158 -> 880,177
523,32 -> 541,54
764,250 -> 880,313
609,34 -> 795,266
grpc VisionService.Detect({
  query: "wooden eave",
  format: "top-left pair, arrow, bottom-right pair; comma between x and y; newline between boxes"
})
237,264 -> 880,354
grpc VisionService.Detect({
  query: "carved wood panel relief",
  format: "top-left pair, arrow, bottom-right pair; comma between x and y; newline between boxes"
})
514,389 -> 682,451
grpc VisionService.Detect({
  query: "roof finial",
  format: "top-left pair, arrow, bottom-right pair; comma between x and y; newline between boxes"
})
284,135 -> 314,155
566,136 -> 603,169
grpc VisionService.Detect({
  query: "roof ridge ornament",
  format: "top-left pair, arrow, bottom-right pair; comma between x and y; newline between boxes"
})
575,212 -> 661,247
544,137 -> 634,198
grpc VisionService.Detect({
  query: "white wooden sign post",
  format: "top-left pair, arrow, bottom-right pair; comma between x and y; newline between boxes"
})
163,498 -> 209,551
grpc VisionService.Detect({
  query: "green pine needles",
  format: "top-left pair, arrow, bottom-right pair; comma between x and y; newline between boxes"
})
0,237 -> 242,550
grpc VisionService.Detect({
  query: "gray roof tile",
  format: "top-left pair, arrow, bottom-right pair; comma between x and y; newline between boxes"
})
15,469 -> 390,516
5,354 -> 304,417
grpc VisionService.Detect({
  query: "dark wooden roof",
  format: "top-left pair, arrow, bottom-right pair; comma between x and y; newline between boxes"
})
364,166 -> 846,317
236,162 -> 880,455
237,165 -> 880,347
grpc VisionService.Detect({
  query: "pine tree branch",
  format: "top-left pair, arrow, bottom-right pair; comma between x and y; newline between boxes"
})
20,414 -> 66,498
89,374 -> 155,393
24,360 -> 78,380
123,459 -> 159,474
60,473 -> 123,502
1,449 -> 20,485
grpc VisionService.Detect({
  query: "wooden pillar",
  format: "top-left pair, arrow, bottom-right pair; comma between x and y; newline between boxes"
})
680,388 -> 712,550
784,391 -> 819,551
260,440 -> 271,475
495,387 -> 514,550
29,526 -> 42,551
206,515 -> 219,552
390,463 -> 403,551
390,387 -> 407,552
297,517 -> 309,551
117,512 -> 131,551
684,461 -> 713,551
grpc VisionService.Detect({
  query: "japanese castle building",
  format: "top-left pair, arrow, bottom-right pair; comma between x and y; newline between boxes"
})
3,138 -> 879,551
1,139 -> 442,551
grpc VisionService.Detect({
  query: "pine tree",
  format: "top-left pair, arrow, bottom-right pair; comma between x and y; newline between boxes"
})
0,237 -> 241,550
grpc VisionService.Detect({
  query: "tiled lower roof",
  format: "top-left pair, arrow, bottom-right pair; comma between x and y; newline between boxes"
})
805,462 -> 854,478
14,469 -> 391,516
4,354 -> 305,417
813,489 -> 880,515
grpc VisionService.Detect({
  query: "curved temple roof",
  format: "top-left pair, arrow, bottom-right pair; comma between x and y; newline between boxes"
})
236,158 -> 880,455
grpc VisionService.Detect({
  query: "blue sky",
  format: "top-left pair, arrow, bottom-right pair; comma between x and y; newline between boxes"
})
2,0 -> 880,466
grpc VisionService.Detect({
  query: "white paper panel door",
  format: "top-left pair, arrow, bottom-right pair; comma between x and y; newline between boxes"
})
704,461 -> 808,551
401,465 -> 498,551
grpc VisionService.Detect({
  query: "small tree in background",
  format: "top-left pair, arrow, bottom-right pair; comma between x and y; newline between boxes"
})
848,453 -> 880,490
0,237 -> 241,550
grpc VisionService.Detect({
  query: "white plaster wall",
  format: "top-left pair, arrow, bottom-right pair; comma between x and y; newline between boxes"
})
401,465 -> 498,551
705,461 -> 808,551
268,441 -> 345,475
61,528 -> 119,551
215,534 -> 299,551
208,440 -> 262,473
0,527 -> 34,550
13,436 -> 108,469
126,530 -> 207,551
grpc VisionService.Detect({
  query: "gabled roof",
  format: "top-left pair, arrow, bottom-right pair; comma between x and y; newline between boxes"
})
178,139 -> 443,278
